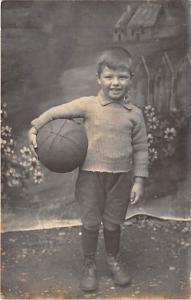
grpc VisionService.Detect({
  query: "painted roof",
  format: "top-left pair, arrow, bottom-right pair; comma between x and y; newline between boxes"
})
128,3 -> 162,28
115,5 -> 133,28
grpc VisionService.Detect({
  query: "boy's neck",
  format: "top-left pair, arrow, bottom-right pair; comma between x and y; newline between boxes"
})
98,90 -> 133,111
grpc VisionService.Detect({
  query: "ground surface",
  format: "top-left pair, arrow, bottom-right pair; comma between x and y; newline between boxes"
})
1,217 -> 191,299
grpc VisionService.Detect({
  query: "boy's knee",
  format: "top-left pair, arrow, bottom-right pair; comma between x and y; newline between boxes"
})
103,220 -> 120,231
83,223 -> 101,232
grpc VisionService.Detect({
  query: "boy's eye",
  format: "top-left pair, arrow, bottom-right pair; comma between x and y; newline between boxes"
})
104,75 -> 113,79
119,75 -> 130,79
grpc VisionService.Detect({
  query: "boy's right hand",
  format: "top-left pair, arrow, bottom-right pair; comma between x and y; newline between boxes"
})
28,127 -> 38,157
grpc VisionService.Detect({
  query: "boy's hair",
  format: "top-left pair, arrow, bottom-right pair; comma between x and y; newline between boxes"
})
96,47 -> 133,78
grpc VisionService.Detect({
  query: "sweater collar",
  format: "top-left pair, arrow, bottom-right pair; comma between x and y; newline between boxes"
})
98,90 -> 133,110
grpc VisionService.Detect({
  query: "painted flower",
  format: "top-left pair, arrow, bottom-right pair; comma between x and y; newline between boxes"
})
1,138 -> 7,149
147,133 -> 154,146
1,125 -> 12,137
1,109 -> 7,120
6,168 -> 16,177
29,157 -> 38,170
19,159 -> 32,168
164,128 -> 176,141
7,177 -> 20,187
20,155 -> 39,170
1,137 -> 14,150
147,116 -> 159,130
148,147 -> 158,163
144,105 -> 155,114
33,169 -> 44,184
4,146 -> 14,157
20,146 -> 31,157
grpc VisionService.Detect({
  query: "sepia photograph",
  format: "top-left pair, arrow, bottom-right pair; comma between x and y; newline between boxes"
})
1,0 -> 191,299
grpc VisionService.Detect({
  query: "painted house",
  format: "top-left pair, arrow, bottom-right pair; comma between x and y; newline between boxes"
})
113,5 -> 133,42
113,0 -> 185,42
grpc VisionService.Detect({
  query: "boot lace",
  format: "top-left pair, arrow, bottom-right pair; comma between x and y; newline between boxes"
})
83,258 -> 96,275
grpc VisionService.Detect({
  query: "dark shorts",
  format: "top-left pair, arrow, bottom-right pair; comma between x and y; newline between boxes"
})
75,170 -> 132,227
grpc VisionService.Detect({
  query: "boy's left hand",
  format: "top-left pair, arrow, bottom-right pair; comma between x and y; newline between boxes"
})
130,177 -> 144,205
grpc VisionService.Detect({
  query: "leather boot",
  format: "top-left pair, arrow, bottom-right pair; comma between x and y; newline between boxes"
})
80,258 -> 97,292
107,255 -> 131,286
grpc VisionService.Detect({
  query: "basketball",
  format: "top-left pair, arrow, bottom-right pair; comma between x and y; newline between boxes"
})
36,119 -> 88,173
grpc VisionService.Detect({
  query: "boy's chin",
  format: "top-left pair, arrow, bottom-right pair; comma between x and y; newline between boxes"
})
107,90 -> 127,101
109,93 -> 125,101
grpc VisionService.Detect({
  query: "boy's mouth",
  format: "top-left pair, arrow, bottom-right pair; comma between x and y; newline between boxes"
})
109,89 -> 124,99
109,89 -> 123,95
110,88 -> 122,92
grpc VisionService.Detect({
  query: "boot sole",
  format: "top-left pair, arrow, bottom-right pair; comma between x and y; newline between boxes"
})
112,278 -> 131,287
108,270 -> 131,287
80,285 -> 98,292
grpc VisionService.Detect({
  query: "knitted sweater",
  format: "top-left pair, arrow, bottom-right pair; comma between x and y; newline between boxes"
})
31,91 -> 149,177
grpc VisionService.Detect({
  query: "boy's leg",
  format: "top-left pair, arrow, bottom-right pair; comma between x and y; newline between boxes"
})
80,224 -> 100,292
103,220 -> 131,286
102,172 -> 132,286
75,171 -> 105,292
81,225 -> 100,260
103,221 -> 120,257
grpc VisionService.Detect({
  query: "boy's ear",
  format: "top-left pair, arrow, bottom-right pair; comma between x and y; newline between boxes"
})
96,73 -> 101,85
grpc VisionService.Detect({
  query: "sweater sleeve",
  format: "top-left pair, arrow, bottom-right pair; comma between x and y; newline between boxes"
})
132,109 -> 149,178
31,97 -> 88,130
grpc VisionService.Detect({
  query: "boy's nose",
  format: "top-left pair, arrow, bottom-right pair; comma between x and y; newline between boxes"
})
111,77 -> 120,85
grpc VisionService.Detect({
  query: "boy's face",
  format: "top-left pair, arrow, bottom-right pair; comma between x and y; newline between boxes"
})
97,66 -> 131,101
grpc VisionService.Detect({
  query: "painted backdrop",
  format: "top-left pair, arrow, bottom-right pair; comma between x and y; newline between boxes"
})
2,0 -> 191,232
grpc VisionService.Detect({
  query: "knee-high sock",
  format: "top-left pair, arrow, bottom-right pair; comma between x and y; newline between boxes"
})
104,226 -> 121,257
81,226 -> 99,260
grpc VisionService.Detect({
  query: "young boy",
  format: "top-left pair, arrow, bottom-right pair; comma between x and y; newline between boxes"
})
29,47 -> 148,292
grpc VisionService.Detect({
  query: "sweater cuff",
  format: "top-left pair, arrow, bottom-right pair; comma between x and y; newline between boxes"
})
31,118 -> 43,131
133,165 -> 149,178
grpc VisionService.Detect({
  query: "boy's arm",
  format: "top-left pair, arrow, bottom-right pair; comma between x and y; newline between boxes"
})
31,98 -> 87,130
132,110 -> 148,178
130,110 -> 148,204
29,98 -> 88,153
